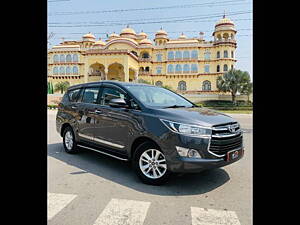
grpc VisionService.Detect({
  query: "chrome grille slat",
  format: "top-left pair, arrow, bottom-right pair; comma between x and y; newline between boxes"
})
208,122 -> 243,157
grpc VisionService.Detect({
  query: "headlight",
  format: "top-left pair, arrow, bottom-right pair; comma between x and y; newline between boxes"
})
160,119 -> 211,138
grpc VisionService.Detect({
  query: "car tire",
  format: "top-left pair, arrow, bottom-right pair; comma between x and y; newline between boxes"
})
62,126 -> 78,154
133,141 -> 170,185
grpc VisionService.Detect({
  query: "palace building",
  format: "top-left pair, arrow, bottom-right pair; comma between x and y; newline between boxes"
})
47,16 -> 237,95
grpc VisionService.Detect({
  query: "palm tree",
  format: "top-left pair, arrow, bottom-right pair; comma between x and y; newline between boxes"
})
217,69 -> 251,105
240,82 -> 253,103
54,81 -> 70,94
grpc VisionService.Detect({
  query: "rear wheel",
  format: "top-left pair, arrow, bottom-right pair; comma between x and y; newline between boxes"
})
63,126 -> 78,154
133,142 -> 170,185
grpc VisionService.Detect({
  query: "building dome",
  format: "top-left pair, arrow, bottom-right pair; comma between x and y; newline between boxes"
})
139,38 -> 152,45
93,39 -> 106,46
155,28 -> 167,36
178,33 -> 187,39
120,26 -> 136,35
215,16 -> 234,27
138,31 -> 148,38
83,32 -> 96,39
109,32 -> 120,39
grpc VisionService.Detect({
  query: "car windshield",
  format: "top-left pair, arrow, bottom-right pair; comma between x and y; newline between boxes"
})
125,85 -> 194,108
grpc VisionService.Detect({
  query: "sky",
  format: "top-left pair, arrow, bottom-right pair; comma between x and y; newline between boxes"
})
48,0 -> 252,78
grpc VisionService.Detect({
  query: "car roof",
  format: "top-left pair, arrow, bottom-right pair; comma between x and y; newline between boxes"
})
68,80 -> 154,90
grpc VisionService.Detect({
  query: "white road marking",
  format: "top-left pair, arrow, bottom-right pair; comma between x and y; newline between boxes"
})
191,207 -> 241,225
93,198 -> 151,225
47,192 -> 77,220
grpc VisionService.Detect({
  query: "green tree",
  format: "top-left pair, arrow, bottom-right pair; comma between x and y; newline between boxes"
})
137,78 -> 151,84
240,82 -> 253,104
54,81 -> 70,94
217,69 -> 251,105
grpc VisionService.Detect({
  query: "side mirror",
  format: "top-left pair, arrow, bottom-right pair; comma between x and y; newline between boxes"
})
108,98 -> 128,108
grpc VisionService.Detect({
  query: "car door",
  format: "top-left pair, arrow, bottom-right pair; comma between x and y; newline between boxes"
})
76,85 -> 101,143
92,85 -> 138,153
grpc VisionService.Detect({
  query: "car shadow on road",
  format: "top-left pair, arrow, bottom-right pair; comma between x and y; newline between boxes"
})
48,143 -> 230,196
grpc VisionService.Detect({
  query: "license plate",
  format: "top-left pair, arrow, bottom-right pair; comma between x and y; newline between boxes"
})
226,149 -> 242,161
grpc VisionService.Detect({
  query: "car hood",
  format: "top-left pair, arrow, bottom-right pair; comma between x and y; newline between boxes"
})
152,107 -> 236,127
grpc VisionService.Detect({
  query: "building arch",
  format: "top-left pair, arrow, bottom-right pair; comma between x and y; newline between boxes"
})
178,81 -> 187,91
168,51 -> 174,60
175,64 -> 182,73
202,80 -> 211,91
223,64 -> 228,72
183,51 -> 190,59
60,54 -> 65,63
53,55 -> 59,63
167,64 -> 174,73
66,54 -> 72,62
175,51 -> 182,60
183,64 -> 190,73
155,81 -> 163,87
107,63 -> 124,81
88,63 -> 105,80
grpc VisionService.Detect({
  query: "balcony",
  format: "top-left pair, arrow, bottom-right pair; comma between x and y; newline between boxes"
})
139,57 -> 151,62
139,70 -> 152,75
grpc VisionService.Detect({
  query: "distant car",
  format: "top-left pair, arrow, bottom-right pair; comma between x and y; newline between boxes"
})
56,81 -> 244,185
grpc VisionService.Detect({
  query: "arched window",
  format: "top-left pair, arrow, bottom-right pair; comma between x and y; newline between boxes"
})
175,64 -> 182,73
73,54 -> 78,62
231,51 -> 234,58
66,66 -> 71,74
202,80 -> 211,91
156,66 -> 162,74
204,65 -> 210,73
217,65 -> 220,72
178,81 -> 187,91
53,67 -> 58,75
168,51 -> 174,60
191,64 -> 198,73
183,64 -> 190,73
60,54 -> 65,63
73,66 -> 79,74
155,81 -> 163,87
183,51 -> 190,59
217,51 -> 220,59
223,64 -> 228,72
142,52 -> 150,58
224,50 -> 228,58
145,66 -> 150,72
175,51 -> 182,60
156,54 -> 162,62
191,50 -> 198,59
167,64 -> 174,73
204,51 -> 211,60
53,55 -> 59,63
66,54 -> 72,62
231,65 -> 234,70
59,66 -> 65,75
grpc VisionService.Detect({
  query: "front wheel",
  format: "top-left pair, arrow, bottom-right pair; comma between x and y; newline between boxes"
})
133,142 -> 170,185
63,126 -> 78,154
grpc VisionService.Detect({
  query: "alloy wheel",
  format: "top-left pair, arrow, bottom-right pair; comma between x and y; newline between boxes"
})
139,149 -> 167,179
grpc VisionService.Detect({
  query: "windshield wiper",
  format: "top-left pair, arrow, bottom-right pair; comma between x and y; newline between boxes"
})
164,105 -> 187,109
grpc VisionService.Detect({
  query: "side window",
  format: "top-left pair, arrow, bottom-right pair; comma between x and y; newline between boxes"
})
100,87 -> 126,106
68,88 -> 81,102
82,87 -> 100,104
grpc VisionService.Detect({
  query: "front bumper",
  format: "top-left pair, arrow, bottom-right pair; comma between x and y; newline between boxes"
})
167,147 -> 244,173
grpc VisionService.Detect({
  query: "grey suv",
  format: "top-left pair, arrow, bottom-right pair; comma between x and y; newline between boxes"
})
56,81 -> 244,185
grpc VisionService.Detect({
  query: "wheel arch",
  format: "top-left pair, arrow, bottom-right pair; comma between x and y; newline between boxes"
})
130,136 -> 162,159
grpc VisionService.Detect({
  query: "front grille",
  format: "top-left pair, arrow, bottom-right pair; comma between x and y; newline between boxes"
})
209,122 -> 243,156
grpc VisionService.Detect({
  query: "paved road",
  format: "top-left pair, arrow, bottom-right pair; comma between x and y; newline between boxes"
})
47,110 -> 252,225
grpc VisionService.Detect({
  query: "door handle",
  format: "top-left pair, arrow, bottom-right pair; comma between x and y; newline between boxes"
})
88,110 -> 102,114
95,110 -> 102,114
71,106 -> 78,109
